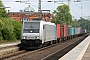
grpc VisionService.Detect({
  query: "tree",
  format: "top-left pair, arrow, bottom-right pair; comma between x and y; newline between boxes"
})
78,17 -> 90,32
53,4 -> 72,25
1,18 -> 16,40
0,17 -> 22,40
0,0 -> 22,40
0,0 -> 8,18
70,19 -> 80,27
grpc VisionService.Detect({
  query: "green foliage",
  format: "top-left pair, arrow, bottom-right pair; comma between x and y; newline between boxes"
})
53,4 -> 72,24
0,20 -> 4,31
0,0 -> 8,18
0,31 -> 2,40
12,21 -> 22,39
70,20 -> 80,27
0,19 -> 4,40
1,18 -> 16,40
0,0 -> 22,41
0,17 -> 22,40
1,28 -> 15,40
78,17 -> 90,32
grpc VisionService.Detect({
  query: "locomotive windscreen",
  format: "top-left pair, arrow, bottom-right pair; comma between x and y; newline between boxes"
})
23,22 -> 40,33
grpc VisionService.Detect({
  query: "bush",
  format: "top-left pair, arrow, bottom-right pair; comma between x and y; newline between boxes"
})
0,31 -> 2,40
0,19 -> 4,40
12,21 -> 22,39
0,20 -> 3,30
1,28 -> 16,40
1,18 -> 16,40
0,17 -> 22,40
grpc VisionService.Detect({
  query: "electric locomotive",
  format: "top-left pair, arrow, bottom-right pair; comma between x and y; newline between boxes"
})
21,20 -> 56,49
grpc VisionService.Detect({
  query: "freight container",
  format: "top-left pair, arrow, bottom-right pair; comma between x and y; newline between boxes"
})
75,28 -> 80,34
60,25 -> 64,37
84,29 -> 87,33
78,28 -> 80,34
82,29 -> 85,33
75,28 -> 77,34
80,28 -> 82,33
64,25 -> 68,37
60,24 -> 68,37
56,24 -> 60,39
85,29 -> 87,33
71,27 -> 75,35
68,26 -> 71,36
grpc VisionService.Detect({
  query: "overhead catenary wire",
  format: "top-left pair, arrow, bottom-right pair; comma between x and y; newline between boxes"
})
70,9 -> 81,18
73,1 -> 83,18
80,1 -> 84,18
1,0 -> 38,8
1,0 -> 89,19
73,0 -> 90,19
30,4 -> 38,8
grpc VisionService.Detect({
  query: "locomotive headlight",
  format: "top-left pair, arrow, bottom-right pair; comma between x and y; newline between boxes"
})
35,36 -> 39,39
36,37 -> 39,39
23,36 -> 26,39
23,37 -> 26,39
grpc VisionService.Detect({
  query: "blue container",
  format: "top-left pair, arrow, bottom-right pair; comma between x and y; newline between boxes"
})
82,29 -> 85,33
68,27 -> 71,36
54,25 -> 56,40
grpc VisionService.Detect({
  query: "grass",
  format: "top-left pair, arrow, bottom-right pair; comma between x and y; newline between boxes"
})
0,40 -> 20,45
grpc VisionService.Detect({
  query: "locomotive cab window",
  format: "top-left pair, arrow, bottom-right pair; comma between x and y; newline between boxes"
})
23,22 -> 40,33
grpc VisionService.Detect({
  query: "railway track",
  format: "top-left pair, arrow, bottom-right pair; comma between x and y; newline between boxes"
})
0,34 -> 88,60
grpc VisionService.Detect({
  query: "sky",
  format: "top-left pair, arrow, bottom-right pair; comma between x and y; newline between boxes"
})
1,0 -> 90,19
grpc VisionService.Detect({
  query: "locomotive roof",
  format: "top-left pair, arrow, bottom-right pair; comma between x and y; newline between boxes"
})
23,20 -> 55,25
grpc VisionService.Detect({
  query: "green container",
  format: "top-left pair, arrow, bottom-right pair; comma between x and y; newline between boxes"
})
70,27 -> 74,35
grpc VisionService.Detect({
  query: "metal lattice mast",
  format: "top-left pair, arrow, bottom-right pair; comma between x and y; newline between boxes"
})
38,0 -> 42,19
68,0 -> 70,7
